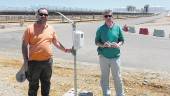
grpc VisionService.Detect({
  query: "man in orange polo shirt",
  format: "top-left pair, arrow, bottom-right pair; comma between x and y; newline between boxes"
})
22,8 -> 72,96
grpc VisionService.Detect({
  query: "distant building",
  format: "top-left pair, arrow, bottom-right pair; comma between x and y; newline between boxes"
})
144,4 -> 149,13
112,6 -> 138,13
113,5 -> 165,13
148,6 -> 165,13
112,8 -> 127,12
126,6 -> 136,12
113,6 -> 139,13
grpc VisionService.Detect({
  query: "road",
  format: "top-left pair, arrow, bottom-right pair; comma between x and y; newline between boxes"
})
0,12 -> 169,73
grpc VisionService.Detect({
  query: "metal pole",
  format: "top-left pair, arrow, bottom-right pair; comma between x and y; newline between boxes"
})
72,22 -> 77,96
56,12 -> 78,96
74,50 -> 77,96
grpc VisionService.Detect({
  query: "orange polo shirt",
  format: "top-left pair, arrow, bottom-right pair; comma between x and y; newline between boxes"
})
23,23 -> 57,61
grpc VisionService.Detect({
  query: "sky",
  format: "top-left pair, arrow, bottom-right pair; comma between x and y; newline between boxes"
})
0,0 -> 169,10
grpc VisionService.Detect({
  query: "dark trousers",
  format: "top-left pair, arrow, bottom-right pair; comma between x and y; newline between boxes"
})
27,58 -> 52,96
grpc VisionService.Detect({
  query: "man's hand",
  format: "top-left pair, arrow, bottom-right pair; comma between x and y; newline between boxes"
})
103,42 -> 111,48
24,60 -> 28,65
110,42 -> 120,48
65,48 -> 72,53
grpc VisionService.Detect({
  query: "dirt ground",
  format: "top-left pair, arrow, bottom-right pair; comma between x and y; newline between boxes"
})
0,16 -> 170,96
0,56 -> 169,96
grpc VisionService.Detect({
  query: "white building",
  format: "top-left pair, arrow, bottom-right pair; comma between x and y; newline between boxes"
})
148,6 -> 165,13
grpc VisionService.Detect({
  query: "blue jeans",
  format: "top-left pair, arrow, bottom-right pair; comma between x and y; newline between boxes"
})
99,55 -> 125,96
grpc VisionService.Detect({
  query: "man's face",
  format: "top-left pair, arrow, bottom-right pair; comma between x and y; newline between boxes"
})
37,9 -> 48,23
104,13 -> 113,23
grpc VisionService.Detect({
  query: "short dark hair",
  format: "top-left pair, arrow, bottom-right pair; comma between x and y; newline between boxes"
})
37,8 -> 48,13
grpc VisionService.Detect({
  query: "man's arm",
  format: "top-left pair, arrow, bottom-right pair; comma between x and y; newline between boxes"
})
22,41 -> 28,64
96,42 -> 104,48
95,28 -> 110,48
111,26 -> 124,48
53,39 -> 72,53
95,28 -> 103,47
118,26 -> 125,46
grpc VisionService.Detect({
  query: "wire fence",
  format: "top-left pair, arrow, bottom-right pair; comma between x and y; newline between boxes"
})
0,15 -> 103,23
0,13 -> 154,24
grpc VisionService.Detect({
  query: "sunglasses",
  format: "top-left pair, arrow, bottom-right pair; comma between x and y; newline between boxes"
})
39,13 -> 48,16
104,15 -> 112,18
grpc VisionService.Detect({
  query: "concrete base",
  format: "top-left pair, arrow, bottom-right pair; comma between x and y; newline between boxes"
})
63,88 -> 93,96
